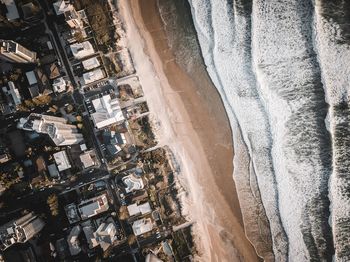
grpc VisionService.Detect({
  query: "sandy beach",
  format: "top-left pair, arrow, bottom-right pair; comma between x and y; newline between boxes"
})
117,0 -> 260,261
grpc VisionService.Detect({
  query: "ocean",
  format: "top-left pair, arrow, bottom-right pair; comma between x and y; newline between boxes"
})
157,0 -> 350,261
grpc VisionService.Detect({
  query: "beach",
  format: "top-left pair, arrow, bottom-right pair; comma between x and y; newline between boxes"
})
117,0 -> 260,261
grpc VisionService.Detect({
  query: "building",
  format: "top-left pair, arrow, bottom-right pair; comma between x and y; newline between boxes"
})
64,8 -> 83,29
7,81 -> 21,105
67,225 -> 81,256
127,202 -> 152,217
90,94 -> 125,129
83,68 -> 105,85
82,57 -> 100,71
64,204 -> 80,224
53,0 -> 71,15
79,150 -> 96,169
53,151 -> 71,172
0,40 -> 36,63
0,213 -> 45,251
78,194 -> 109,220
0,153 -> 10,164
122,174 -> 144,193
132,218 -> 153,236
1,81 -> 22,112
70,41 -> 94,60
18,114 -> 84,146
1,0 -> 19,21
93,222 -> 117,251
52,77 -> 67,93
47,163 -> 60,179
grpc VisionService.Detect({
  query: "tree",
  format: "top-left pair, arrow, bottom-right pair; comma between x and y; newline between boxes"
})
73,31 -> 84,43
47,194 -> 59,216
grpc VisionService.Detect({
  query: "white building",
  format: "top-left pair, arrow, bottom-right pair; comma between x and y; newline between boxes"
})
79,151 -> 95,169
0,40 -> 36,63
53,0 -> 72,15
122,174 -> 144,193
70,41 -> 94,60
82,57 -> 100,70
78,194 -> 109,220
127,202 -> 152,217
132,218 -> 153,236
18,113 -> 84,146
0,213 -> 45,251
90,94 -> 125,129
53,151 -> 71,172
83,68 -> 105,85
52,77 -> 67,93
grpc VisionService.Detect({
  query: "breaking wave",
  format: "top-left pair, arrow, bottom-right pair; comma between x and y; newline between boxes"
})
188,0 -> 350,260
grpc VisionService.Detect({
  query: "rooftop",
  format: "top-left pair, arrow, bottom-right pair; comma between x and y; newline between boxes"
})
83,68 -> 105,85
25,71 -> 37,86
127,202 -> 152,217
132,218 -> 153,236
79,151 -> 95,169
53,0 -> 72,16
122,174 -> 144,193
2,0 -> 19,21
90,94 -> 125,129
70,41 -> 94,60
78,194 -> 109,220
53,151 -> 71,172
82,57 -> 100,71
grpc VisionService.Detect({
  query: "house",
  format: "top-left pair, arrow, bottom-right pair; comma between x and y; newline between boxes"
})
82,57 -> 100,71
127,202 -> 152,217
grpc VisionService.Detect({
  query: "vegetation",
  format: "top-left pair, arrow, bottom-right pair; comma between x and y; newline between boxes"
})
47,194 -> 59,216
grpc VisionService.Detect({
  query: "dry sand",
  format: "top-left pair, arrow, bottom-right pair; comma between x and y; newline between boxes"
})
118,0 -> 260,261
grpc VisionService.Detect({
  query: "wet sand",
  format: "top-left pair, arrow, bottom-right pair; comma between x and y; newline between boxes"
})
118,0 -> 260,260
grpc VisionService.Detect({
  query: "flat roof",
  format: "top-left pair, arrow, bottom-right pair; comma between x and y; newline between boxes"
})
127,202 -> 152,217
2,0 -> 20,21
90,94 -> 125,129
25,71 -> 37,85
53,151 -> 71,172
82,57 -> 100,70
132,218 -> 153,236
83,68 -> 104,85
78,194 -> 109,219
70,41 -> 94,60
79,152 -> 94,168
48,164 -> 59,178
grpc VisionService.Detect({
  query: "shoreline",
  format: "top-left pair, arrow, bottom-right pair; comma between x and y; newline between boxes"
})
117,0 -> 260,261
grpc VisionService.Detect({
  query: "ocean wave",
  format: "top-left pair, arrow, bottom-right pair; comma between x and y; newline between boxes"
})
187,0 -> 347,260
